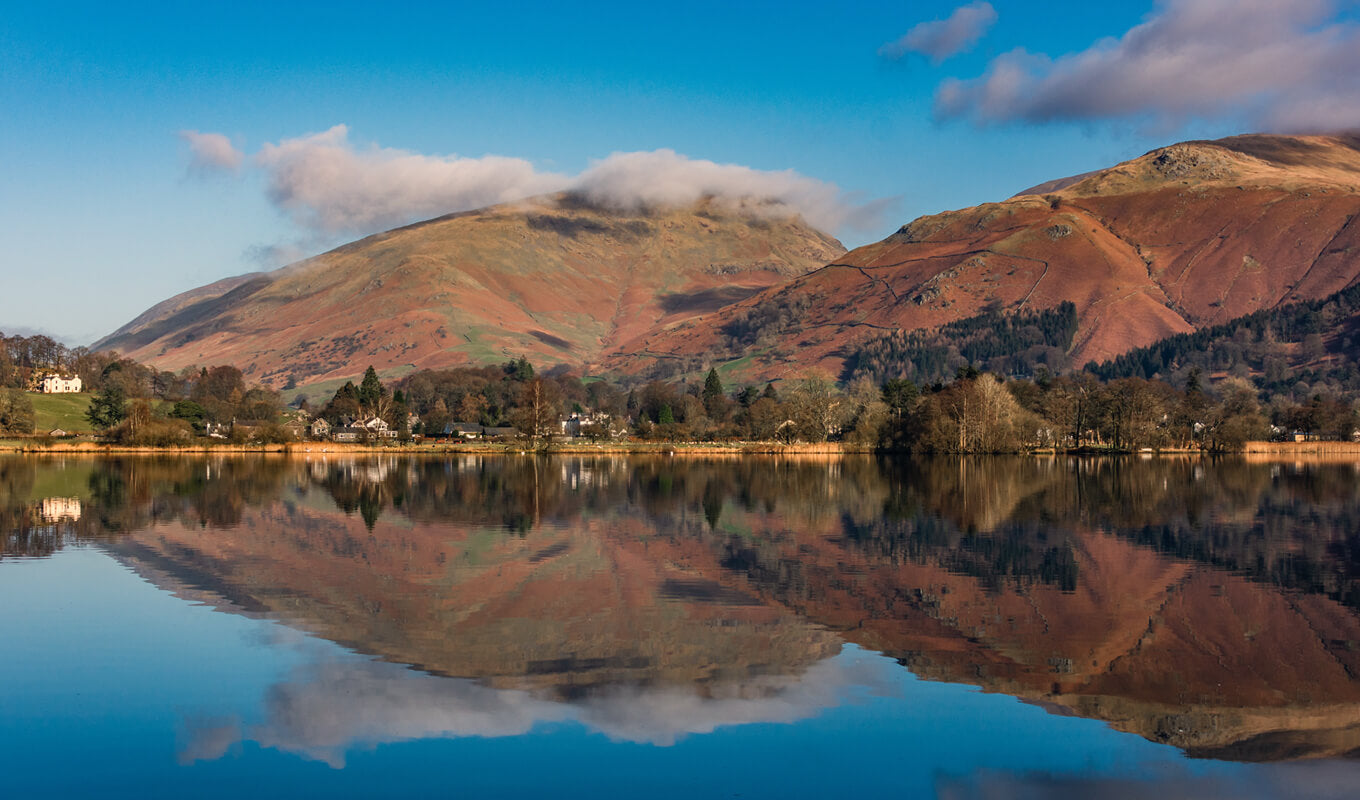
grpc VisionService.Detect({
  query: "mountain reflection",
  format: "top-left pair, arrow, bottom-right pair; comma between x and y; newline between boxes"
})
5,453 -> 1360,762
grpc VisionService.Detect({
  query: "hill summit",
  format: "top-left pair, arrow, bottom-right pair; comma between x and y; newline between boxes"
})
600,133 -> 1360,382
96,195 -> 844,387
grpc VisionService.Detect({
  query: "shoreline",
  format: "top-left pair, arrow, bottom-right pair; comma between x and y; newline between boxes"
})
0,439 -> 875,456
3,439 -> 1359,459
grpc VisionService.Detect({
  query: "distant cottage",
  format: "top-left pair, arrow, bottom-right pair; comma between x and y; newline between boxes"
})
41,375 -> 82,394
444,422 -> 484,439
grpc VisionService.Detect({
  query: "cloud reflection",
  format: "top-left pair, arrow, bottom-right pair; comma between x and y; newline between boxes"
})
185,648 -> 889,767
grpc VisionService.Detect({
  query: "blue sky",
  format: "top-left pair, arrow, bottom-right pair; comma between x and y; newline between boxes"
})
3,1 -> 1357,344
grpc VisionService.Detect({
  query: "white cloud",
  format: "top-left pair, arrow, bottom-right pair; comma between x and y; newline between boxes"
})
179,130 -> 244,174
880,2 -> 998,63
573,148 -> 886,233
253,124 -> 571,235
182,125 -> 889,245
934,0 -> 1360,131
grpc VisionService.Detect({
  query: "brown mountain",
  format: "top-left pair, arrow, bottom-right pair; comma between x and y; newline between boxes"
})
95,196 -> 843,387
601,133 -> 1360,382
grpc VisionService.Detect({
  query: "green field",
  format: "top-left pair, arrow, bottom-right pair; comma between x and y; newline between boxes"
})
27,392 -> 94,434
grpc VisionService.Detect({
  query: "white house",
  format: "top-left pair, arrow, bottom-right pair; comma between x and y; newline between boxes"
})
359,416 -> 399,438
41,375 -> 82,394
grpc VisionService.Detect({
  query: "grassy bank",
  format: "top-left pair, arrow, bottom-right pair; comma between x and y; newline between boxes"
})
27,392 -> 95,434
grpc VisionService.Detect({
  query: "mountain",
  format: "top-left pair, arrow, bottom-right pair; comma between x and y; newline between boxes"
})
95,196 -> 844,387
600,133 -> 1360,383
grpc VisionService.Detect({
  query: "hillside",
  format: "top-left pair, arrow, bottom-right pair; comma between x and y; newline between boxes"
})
29,392 -> 93,434
600,133 -> 1360,383
95,196 -> 844,387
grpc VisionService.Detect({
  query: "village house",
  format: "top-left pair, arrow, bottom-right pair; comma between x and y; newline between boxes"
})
309,418 -> 331,439
444,422 -> 484,439
359,416 -> 399,439
40,374 -> 82,394
559,411 -> 623,439
331,426 -> 362,442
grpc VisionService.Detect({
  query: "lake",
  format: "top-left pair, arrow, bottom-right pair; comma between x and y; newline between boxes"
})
3,453 -> 1360,798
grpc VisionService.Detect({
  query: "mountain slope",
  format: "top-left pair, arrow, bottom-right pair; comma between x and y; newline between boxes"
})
96,195 -> 844,386
600,134 -> 1360,382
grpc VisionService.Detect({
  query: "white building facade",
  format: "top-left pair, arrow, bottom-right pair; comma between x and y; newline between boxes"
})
40,375 -> 82,394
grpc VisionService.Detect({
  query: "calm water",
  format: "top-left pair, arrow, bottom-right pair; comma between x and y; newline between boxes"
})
3,454 -> 1360,799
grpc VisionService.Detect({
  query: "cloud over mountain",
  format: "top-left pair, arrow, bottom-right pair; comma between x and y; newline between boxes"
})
934,0 -> 1360,131
879,2 -> 997,63
573,148 -> 886,233
185,125 -> 888,239
254,125 -> 571,234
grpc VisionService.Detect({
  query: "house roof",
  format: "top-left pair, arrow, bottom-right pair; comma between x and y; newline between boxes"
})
444,422 -> 484,433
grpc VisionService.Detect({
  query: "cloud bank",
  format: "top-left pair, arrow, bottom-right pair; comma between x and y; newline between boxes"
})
880,2 -> 998,63
254,125 -> 571,234
935,0 -> 1360,131
187,125 -> 887,242
573,148 -> 886,232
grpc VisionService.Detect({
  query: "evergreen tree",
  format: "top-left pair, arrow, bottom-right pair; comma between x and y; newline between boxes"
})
86,385 -> 128,431
702,368 -> 727,420
358,366 -> 384,412
507,356 -> 534,382
881,378 -> 919,419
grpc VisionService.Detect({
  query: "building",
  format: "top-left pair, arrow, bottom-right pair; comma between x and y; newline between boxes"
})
331,426 -> 362,442
309,418 -> 332,439
40,375 -> 82,394
559,411 -> 621,439
359,416 -> 399,439
444,422 -> 484,439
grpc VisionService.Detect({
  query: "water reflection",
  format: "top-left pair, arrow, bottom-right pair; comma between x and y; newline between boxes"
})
4,453 -> 1360,764
182,652 -> 891,767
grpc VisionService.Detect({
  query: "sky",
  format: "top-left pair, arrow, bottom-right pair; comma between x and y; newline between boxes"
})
2,0 -> 1358,345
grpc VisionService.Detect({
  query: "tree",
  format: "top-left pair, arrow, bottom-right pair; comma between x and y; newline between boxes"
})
0,389 -> 34,435
881,378 -> 919,420
86,385 -> 128,431
786,370 -> 850,442
358,366 -> 384,413
702,368 -> 728,421
323,381 -> 361,423
506,356 -> 534,382
509,378 -> 562,441
170,399 -> 208,433
1204,378 -> 1268,451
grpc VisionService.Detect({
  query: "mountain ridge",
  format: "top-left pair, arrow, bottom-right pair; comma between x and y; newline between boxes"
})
599,133 -> 1360,383
95,194 -> 845,386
